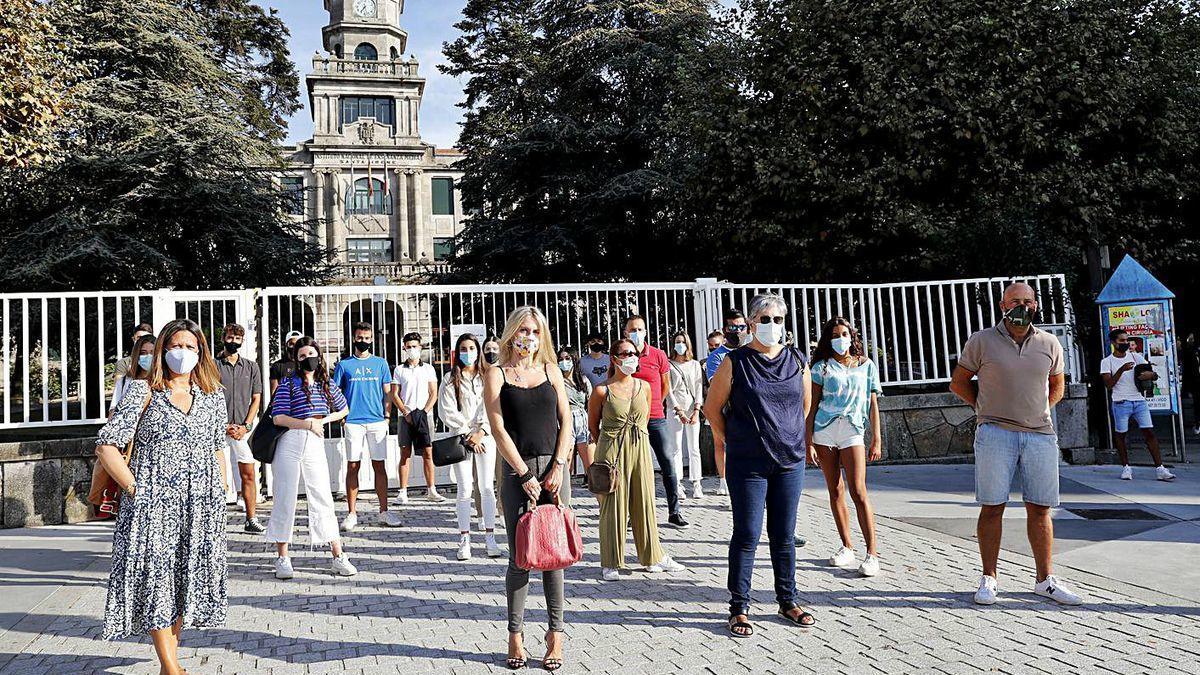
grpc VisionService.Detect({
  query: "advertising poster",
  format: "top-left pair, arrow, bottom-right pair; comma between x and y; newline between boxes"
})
1104,302 -> 1176,413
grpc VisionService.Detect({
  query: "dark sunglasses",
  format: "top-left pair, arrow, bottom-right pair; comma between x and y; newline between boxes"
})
758,316 -> 785,325
613,350 -> 638,358
725,325 -> 747,332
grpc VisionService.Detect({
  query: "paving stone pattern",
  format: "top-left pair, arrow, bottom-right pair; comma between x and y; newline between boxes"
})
1,478 -> 1197,675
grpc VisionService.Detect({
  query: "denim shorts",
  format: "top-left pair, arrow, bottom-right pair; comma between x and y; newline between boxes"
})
811,416 -> 865,450
974,423 -> 1060,507
1111,398 -> 1153,434
571,409 -> 590,445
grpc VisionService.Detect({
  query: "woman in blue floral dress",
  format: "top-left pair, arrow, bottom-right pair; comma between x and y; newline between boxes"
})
94,319 -> 229,675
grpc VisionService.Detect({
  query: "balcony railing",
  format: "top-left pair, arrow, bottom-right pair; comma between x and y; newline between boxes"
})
337,261 -> 452,282
311,57 -> 419,77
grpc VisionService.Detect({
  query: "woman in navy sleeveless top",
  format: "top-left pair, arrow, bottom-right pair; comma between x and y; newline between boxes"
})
704,293 -> 815,637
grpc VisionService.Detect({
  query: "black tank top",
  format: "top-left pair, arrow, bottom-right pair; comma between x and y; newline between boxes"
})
499,365 -> 559,458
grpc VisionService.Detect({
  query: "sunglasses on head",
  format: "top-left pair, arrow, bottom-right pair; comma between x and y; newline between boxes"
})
758,316 -> 785,325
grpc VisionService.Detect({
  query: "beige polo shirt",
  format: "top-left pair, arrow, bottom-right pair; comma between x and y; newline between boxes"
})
958,323 -> 1064,434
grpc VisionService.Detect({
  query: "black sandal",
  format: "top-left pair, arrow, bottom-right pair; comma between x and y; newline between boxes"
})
543,630 -> 564,671
777,603 -> 816,627
506,633 -> 527,670
728,615 -> 754,638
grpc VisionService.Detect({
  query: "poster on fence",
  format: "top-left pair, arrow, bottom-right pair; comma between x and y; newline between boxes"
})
450,323 -> 489,349
1104,302 -> 1176,413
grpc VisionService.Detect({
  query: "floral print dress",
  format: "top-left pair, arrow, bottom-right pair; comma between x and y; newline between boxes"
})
97,379 -> 229,640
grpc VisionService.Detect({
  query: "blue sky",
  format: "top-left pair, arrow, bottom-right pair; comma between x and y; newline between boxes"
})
274,0 -> 468,148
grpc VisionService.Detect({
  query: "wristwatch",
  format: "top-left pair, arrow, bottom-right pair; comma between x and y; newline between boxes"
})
554,456 -> 567,467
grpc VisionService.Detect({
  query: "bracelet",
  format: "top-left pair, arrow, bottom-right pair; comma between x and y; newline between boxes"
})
518,469 -> 536,484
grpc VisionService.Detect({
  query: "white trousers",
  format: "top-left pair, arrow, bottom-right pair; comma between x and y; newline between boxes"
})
666,415 -> 703,484
266,429 -> 340,546
451,435 -> 498,532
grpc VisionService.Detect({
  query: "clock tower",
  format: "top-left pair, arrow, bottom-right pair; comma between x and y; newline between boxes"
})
282,0 -> 465,280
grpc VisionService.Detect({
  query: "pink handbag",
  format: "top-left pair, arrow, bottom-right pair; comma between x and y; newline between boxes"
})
515,493 -> 584,571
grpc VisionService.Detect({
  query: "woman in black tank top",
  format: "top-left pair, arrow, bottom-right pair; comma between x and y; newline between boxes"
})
483,306 -> 574,671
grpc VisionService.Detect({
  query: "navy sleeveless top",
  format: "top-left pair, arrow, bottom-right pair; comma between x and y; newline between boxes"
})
725,346 -> 808,468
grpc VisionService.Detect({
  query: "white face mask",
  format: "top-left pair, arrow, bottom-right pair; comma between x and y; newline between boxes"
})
617,356 -> 639,375
673,343 -> 687,356
165,348 -> 199,375
754,321 -> 784,347
558,359 -> 572,372
831,336 -> 852,355
406,347 -> 422,363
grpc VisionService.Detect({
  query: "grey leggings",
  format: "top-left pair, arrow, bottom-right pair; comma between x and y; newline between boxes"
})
500,454 -> 571,634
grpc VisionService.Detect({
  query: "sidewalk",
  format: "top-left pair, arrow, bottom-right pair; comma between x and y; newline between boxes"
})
1,465 -> 1197,674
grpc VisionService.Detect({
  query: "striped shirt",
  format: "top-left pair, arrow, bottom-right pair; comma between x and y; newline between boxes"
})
271,375 -> 347,419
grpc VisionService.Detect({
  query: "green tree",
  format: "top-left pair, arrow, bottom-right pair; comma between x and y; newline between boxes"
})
0,0 -> 77,167
0,0 -> 331,291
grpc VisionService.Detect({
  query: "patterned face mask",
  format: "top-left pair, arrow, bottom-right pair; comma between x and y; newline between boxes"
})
514,334 -> 539,358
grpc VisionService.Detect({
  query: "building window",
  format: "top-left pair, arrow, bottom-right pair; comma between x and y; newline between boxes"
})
390,46 -> 399,60
280,176 -> 304,216
433,237 -> 454,261
431,177 -> 455,216
347,177 -> 390,215
354,42 -> 377,60
341,97 -> 394,127
346,238 -> 393,263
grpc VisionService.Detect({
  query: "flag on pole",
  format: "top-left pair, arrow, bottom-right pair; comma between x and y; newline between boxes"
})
367,157 -> 374,202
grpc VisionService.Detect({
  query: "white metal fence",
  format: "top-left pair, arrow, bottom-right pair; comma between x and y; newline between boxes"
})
0,275 -> 1078,430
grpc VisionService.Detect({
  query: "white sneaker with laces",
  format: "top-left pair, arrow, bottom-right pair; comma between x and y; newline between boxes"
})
677,489 -> 687,503
485,534 -> 506,558
829,546 -> 857,568
457,534 -> 472,560
397,490 -> 409,505
427,490 -> 448,503
602,567 -> 620,581
340,512 -> 358,532
380,510 -> 403,527
1120,465 -> 1133,480
692,481 -> 704,499
331,554 -> 358,576
1156,466 -> 1176,481
1033,575 -> 1083,605
716,479 -> 728,496
858,554 -> 881,577
974,575 -> 997,605
274,556 -> 294,580
657,556 -> 686,573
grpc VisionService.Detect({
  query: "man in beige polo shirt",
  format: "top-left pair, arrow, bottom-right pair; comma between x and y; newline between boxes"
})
951,282 -> 1083,607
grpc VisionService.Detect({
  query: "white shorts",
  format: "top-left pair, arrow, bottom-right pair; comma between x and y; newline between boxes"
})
226,436 -> 255,464
346,421 -> 390,462
812,417 -> 865,450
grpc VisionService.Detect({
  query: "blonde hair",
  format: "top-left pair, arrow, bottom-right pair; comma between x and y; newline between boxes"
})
146,319 -> 223,394
498,305 -> 557,368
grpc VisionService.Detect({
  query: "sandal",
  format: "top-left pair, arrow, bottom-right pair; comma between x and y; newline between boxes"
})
506,632 -> 527,670
543,630 -> 564,671
727,615 -> 754,638
777,603 -> 816,627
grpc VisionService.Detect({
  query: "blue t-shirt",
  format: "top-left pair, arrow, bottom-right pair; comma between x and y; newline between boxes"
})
332,354 -> 393,424
705,344 -> 731,380
811,358 -> 882,433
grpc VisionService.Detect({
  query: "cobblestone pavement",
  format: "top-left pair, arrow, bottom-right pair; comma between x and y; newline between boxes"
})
1,474 -> 1198,674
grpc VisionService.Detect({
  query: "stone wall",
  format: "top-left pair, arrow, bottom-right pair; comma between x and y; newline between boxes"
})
1,438 -> 97,529
878,383 -> 1090,461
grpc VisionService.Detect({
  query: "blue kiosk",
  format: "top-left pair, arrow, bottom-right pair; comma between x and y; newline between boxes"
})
1096,255 -> 1186,461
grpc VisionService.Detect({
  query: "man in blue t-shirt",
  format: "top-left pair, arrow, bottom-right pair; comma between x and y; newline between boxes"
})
705,308 -> 748,381
333,322 -> 396,530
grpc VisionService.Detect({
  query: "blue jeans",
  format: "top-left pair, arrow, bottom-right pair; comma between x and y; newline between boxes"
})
726,455 -> 803,616
647,417 -> 680,518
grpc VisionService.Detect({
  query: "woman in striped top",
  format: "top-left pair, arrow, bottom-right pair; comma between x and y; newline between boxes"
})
266,337 -> 357,579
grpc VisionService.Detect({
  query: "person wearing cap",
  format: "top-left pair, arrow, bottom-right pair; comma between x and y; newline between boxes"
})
271,331 -> 305,397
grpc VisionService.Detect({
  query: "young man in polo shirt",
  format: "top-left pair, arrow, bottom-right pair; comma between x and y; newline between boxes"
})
1101,329 -> 1175,481
951,282 -> 1083,607
625,315 -> 688,529
218,323 -> 265,533
334,322 -> 398,530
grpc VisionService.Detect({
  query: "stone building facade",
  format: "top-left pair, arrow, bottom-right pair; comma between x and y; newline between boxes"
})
280,0 -> 464,283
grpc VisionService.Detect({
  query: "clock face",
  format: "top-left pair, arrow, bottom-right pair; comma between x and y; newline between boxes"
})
353,0 -> 376,17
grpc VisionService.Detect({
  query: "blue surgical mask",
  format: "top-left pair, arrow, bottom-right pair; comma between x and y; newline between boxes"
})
459,350 -> 477,366
628,330 -> 645,347
138,354 -> 153,370
558,359 -> 573,372
673,343 -> 687,356
831,336 -> 852,355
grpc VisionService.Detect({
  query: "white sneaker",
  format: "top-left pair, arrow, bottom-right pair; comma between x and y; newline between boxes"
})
380,510 -> 403,527
1156,466 -> 1176,481
692,481 -> 704,499
715,479 -> 728,496
1120,465 -> 1133,480
974,575 -> 997,605
274,556 -> 294,580
397,490 -> 409,506
457,534 -> 472,561
331,554 -> 358,576
1033,575 -> 1083,605
340,512 -> 358,532
858,554 -> 881,577
602,567 -> 620,581
485,535 -> 506,558
677,489 -> 687,503
427,490 -> 448,503
829,546 -> 857,568
648,554 -> 686,569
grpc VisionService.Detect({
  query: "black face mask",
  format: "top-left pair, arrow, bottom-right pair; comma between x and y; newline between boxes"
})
484,351 -> 499,365
298,356 -> 320,372
353,340 -> 371,354
1114,342 -> 1129,353
588,343 -> 605,354
1004,305 -> 1037,327
224,341 -> 240,354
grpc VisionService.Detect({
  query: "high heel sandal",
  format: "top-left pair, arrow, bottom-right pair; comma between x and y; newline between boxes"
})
506,633 -> 527,670
543,630 -> 564,671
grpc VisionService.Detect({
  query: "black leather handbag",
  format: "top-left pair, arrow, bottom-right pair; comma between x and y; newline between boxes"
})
431,433 -> 472,467
250,383 -> 290,464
